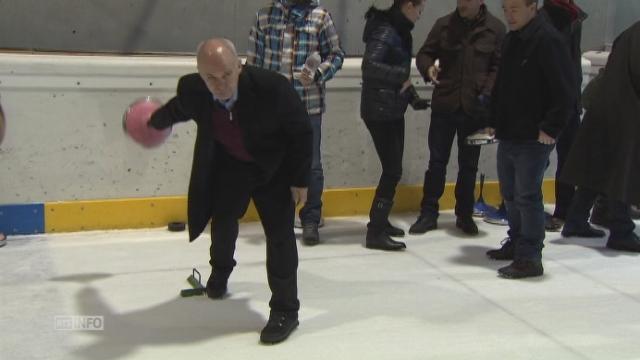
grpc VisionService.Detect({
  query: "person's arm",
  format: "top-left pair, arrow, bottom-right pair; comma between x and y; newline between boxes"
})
316,10 -> 345,83
416,20 -> 442,83
148,74 -> 199,129
246,13 -> 265,67
275,76 -> 313,188
361,25 -> 409,88
481,25 -> 507,97
629,25 -> 640,99
538,35 -> 576,138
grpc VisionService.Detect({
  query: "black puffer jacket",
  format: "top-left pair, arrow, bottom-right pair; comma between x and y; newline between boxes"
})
361,6 -> 415,122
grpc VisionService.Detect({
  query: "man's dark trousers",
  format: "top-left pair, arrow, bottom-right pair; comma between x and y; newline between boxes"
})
498,140 -> 555,260
420,110 -> 481,218
209,150 -> 299,312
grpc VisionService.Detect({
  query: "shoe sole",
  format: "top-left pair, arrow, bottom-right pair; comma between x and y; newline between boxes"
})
260,321 -> 299,345
497,271 -> 543,279
408,226 -> 437,235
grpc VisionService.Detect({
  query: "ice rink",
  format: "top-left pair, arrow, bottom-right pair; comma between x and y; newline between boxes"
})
2,211 -> 640,360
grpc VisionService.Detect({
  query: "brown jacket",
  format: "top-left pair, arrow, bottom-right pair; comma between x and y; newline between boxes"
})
416,6 -> 505,116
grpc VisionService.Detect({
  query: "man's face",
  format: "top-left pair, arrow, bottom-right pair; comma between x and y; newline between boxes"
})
197,57 -> 242,100
457,0 -> 483,19
503,0 -> 537,31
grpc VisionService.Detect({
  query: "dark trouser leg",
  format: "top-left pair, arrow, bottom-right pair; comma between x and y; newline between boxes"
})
497,142 -> 521,244
553,112 -> 580,219
454,112 -> 481,218
564,187 -> 598,232
420,112 -> 457,218
512,142 -> 555,260
209,153 -> 254,279
364,118 -> 404,202
253,170 -> 300,313
299,114 -> 323,225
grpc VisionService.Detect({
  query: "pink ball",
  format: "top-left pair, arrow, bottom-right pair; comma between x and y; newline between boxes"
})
123,97 -> 170,148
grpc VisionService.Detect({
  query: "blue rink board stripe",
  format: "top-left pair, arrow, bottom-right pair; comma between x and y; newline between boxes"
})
0,203 -> 45,235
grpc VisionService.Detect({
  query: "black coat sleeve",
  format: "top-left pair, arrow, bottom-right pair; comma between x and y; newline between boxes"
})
275,76 -> 313,188
538,34 -> 576,138
362,25 -> 409,88
148,74 -> 200,129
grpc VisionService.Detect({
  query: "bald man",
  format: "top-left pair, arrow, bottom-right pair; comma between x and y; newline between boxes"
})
148,39 -> 312,344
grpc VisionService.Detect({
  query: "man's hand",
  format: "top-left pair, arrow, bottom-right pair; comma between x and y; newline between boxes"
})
427,64 -> 441,85
299,70 -> 315,86
291,187 -> 308,207
484,127 -> 496,136
538,130 -> 556,145
400,79 -> 412,93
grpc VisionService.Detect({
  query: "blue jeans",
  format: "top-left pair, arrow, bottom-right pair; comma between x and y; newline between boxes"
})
299,114 -> 323,225
497,140 -> 554,260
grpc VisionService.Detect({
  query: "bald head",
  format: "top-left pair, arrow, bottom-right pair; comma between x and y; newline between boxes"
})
197,38 -> 242,100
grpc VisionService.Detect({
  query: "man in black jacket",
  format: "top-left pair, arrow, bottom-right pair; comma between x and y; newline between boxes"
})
485,0 -> 575,279
411,0 -> 505,236
148,39 -> 312,344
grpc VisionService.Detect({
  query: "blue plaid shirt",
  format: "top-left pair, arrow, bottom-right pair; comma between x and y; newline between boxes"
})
247,0 -> 344,115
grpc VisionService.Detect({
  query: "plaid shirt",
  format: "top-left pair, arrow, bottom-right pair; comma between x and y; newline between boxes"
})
247,0 -> 344,115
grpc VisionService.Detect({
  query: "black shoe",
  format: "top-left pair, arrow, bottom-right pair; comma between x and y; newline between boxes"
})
456,217 -> 479,235
561,225 -> 606,238
409,215 -> 437,234
590,205 -> 610,228
260,311 -> 299,344
366,230 -> 406,251
545,215 -> 564,232
302,223 -> 320,246
498,259 -> 544,279
206,275 -> 228,299
606,232 -> 640,252
385,222 -> 405,237
486,238 -> 514,260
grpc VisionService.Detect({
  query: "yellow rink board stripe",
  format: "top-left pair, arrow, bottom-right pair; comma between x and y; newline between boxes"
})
44,180 -> 556,233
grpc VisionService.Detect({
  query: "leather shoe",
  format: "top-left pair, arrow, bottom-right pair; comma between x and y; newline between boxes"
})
260,311 -> 299,344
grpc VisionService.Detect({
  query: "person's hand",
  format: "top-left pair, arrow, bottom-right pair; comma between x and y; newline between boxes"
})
427,64 -> 441,85
538,130 -> 556,145
291,187 -> 308,207
484,127 -> 496,136
400,79 -> 412,93
299,70 -> 315,86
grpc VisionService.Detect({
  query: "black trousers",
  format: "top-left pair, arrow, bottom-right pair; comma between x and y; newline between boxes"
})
209,151 -> 299,312
364,118 -> 405,201
553,111 -> 580,219
565,187 -> 635,239
420,110 -> 480,218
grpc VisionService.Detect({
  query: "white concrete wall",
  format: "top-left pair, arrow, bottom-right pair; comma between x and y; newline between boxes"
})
0,53 -> 592,204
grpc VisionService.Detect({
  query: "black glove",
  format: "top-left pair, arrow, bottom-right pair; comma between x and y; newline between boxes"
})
406,85 -> 430,110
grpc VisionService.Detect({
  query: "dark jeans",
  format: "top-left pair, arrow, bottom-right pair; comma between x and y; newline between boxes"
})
497,140 -> 554,260
564,187 -> 636,239
299,114 -> 323,225
364,118 -> 405,201
210,150 -> 299,312
553,111 -> 580,219
420,110 -> 480,218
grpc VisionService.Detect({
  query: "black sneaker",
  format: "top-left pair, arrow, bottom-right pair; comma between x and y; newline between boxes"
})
302,223 -> 320,246
606,232 -> 640,252
561,225 -> 606,238
456,217 -> 479,235
206,275 -> 228,299
545,214 -> 564,232
498,259 -> 544,279
260,311 -> 299,344
409,215 -> 437,234
486,238 -> 514,260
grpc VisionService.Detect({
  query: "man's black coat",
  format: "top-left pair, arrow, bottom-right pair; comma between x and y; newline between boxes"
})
149,65 -> 312,241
